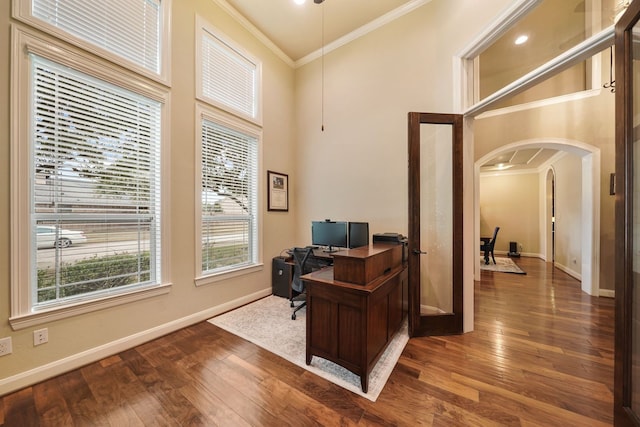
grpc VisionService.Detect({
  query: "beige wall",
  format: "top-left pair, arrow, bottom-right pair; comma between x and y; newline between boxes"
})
293,0 -> 511,242
479,173 -> 540,256
0,0 -> 297,392
553,154 -> 584,277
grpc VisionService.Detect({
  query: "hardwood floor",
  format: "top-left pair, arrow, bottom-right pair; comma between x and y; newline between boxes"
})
0,257 -> 614,426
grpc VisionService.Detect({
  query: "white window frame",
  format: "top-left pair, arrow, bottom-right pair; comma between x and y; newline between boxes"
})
10,26 -> 172,330
195,16 -> 262,126
12,0 -> 172,86
194,104 -> 263,286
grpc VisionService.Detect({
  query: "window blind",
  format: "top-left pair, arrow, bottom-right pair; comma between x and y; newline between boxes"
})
32,0 -> 161,74
31,54 -> 162,306
201,119 -> 258,274
201,30 -> 258,119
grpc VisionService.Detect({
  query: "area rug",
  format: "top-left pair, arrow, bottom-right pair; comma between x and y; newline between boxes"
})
208,295 -> 409,402
480,256 -> 526,274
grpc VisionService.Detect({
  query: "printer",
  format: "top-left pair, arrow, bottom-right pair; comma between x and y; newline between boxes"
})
373,233 -> 408,262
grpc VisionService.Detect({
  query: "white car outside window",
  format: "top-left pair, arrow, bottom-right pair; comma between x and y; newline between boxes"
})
36,226 -> 88,249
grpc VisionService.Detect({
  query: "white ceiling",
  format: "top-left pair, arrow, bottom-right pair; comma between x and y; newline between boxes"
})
480,148 -> 561,173
221,0 -> 416,62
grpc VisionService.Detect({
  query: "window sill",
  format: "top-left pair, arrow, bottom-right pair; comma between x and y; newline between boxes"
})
9,283 -> 172,331
195,263 -> 263,287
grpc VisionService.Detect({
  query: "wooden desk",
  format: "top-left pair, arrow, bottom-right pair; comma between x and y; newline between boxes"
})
302,244 -> 407,393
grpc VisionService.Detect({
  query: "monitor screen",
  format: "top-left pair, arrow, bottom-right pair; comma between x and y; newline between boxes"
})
348,222 -> 369,248
311,221 -> 348,252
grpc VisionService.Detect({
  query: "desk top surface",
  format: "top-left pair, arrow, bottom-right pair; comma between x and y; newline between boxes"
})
302,265 -> 405,292
331,243 -> 400,260
294,244 -> 399,260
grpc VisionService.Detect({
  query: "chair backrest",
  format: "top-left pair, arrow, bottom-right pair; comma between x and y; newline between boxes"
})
489,226 -> 500,247
291,247 -> 312,293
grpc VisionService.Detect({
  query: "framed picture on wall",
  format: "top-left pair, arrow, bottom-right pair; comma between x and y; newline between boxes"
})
267,170 -> 289,211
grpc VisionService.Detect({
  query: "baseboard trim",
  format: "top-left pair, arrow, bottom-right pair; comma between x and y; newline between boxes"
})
0,288 -> 272,397
494,250 -> 542,259
599,289 -> 615,298
554,263 -> 582,281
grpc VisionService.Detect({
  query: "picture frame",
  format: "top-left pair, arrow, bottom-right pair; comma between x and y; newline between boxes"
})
267,170 -> 289,211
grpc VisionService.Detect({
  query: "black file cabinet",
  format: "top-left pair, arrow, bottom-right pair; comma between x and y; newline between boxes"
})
272,256 -> 292,298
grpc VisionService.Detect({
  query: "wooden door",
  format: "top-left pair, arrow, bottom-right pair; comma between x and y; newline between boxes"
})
615,1 -> 640,424
407,112 -> 463,337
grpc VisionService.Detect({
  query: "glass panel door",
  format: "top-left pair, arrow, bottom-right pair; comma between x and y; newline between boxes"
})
407,113 -> 463,337
420,123 -> 453,315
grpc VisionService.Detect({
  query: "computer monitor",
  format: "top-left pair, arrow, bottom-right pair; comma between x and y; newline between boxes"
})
348,222 -> 369,248
311,221 -> 348,252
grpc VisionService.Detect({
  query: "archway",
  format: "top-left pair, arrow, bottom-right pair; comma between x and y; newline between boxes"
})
474,138 -> 601,296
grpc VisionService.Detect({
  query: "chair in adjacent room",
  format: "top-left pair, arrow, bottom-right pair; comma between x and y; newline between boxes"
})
290,246 -> 313,320
480,226 -> 500,265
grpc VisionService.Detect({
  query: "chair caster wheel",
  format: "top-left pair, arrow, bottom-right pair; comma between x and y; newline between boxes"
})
292,313 -> 296,320
290,302 -> 294,307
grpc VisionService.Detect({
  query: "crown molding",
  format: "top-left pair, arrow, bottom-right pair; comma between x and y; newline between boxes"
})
295,0 -> 432,68
457,0 -> 542,59
211,0 -> 295,68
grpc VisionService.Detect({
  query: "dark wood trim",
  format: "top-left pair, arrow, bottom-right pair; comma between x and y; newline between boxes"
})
615,1 -> 640,425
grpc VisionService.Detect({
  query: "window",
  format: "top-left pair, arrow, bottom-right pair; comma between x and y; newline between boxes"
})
199,110 -> 259,277
195,18 -> 262,283
461,0 -> 616,113
11,28 -> 170,328
197,17 -> 262,124
13,0 -> 171,83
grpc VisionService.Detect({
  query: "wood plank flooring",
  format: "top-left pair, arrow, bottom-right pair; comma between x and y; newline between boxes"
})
0,257 -> 614,426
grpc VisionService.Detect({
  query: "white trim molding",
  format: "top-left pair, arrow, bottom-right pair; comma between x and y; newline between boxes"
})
295,0 -> 432,68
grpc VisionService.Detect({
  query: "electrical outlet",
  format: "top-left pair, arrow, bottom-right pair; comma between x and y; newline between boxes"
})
33,328 -> 48,346
0,337 -> 12,356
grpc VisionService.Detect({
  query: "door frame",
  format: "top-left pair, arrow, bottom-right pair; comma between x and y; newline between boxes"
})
614,0 -> 640,423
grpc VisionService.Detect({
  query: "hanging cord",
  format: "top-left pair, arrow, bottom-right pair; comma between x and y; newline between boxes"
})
321,2 -> 325,131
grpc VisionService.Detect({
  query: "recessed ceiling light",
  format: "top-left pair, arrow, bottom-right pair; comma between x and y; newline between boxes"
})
495,163 -> 514,170
515,35 -> 529,45
294,0 -> 305,4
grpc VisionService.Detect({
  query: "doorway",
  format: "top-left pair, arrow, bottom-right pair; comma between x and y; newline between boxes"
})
474,139 -> 601,297
546,168 -> 555,264
455,0 -> 614,332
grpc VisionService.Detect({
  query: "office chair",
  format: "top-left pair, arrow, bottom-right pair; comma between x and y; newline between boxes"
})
290,247 -> 313,320
480,226 -> 500,265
